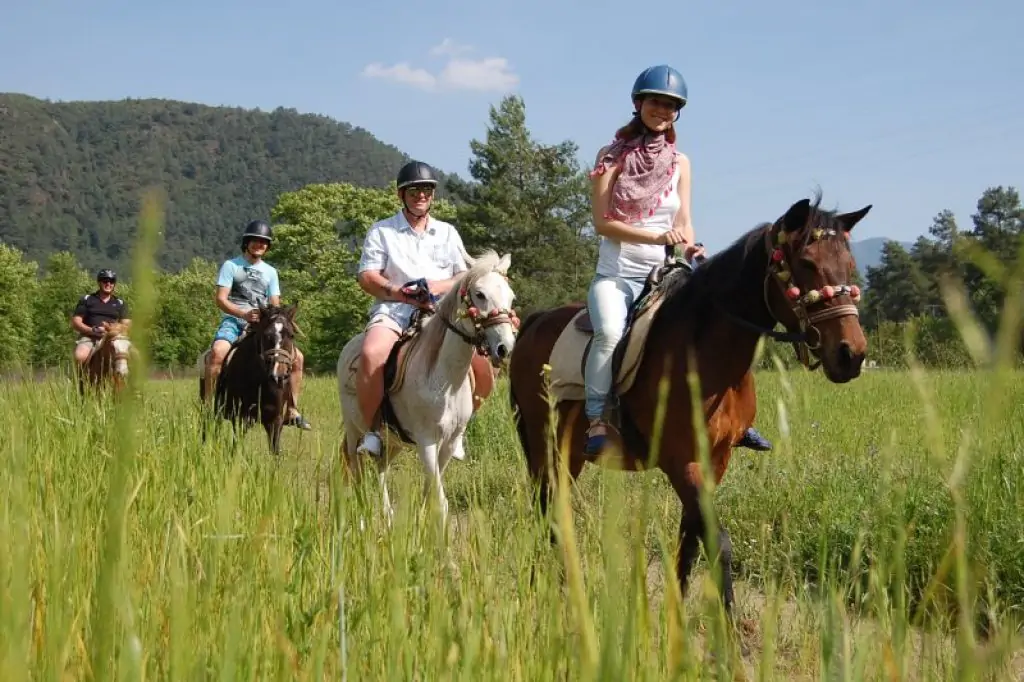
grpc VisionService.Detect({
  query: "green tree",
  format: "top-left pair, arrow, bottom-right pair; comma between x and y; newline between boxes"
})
32,252 -> 92,369
0,244 -> 40,371
447,95 -> 597,313
959,187 -> 1024,327
151,257 -> 222,369
863,241 -> 933,326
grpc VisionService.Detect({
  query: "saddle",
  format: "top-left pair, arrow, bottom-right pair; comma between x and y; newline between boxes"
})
546,258 -> 695,409
379,310 -> 429,444
343,303 -> 493,448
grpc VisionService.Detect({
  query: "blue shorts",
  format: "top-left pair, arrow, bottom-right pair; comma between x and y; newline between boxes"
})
213,316 -> 247,344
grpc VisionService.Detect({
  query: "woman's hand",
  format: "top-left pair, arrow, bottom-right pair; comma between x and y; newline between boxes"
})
657,228 -> 689,246
683,243 -> 706,262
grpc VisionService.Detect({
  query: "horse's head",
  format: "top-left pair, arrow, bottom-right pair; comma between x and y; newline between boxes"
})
452,250 -> 518,367
765,197 -> 871,383
252,303 -> 298,384
100,321 -> 132,378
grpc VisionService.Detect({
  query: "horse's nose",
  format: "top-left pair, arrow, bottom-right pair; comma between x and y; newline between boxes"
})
838,341 -> 863,378
495,343 -> 509,360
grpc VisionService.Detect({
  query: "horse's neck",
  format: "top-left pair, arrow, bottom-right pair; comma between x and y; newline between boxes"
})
702,251 -> 775,374
665,246 -> 774,384
418,316 -> 475,387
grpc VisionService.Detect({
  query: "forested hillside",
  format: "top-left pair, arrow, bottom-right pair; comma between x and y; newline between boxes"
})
0,93 -> 413,272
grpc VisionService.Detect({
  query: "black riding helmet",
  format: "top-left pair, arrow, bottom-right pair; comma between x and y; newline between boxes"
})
241,219 -> 273,250
97,269 -> 117,282
397,161 -> 438,218
396,160 -> 438,190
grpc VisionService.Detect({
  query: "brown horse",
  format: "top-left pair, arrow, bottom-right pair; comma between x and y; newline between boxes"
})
78,321 -> 133,395
508,195 -> 871,620
199,303 -> 300,455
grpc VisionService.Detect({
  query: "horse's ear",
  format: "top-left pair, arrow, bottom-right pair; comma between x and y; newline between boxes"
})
782,198 -> 812,233
497,253 -> 511,275
836,204 -> 872,233
287,302 -> 299,319
456,242 -> 475,269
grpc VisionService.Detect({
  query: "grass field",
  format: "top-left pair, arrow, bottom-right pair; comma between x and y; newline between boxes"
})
1,362 -> 1022,681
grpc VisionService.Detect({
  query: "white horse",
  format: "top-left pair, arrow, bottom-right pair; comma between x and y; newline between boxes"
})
336,249 -> 518,528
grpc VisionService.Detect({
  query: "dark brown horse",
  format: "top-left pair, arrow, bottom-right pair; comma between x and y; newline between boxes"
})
78,321 -> 133,396
199,303 -> 300,455
508,195 -> 871,620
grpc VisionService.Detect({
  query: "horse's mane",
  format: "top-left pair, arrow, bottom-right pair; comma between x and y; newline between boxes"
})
419,249 -> 505,366
652,193 -> 850,334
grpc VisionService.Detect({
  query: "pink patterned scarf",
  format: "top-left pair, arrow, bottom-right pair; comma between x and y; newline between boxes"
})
590,130 -> 678,222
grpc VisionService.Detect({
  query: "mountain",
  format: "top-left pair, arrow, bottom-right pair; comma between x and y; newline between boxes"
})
0,93 -> 416,273
851,236 -> 912,273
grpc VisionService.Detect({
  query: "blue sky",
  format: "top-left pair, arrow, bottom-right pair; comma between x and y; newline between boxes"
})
2,0 -> 1021,253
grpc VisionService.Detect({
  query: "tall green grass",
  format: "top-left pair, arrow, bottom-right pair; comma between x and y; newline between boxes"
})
1,195 -> 1021,679
2,364 -> 1022,679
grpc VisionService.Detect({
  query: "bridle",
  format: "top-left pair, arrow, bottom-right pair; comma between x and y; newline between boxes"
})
441,283 -> 519,358
252,317 -> 296,381
677,219 -> 862,371
91,331 -> 131,370
760,222 -> 861,369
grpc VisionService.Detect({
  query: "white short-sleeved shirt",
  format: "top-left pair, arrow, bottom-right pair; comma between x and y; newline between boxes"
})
358,211 -> 468,321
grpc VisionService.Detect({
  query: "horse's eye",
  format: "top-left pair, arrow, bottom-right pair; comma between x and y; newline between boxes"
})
474,291 -> 486,301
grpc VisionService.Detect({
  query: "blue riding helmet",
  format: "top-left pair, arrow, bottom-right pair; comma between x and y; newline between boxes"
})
631,65 -> 688,109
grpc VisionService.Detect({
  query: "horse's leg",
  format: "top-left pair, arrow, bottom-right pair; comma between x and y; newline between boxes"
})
267,418 -> 283,456
667,447 -> 737,620
376,456 -> 394,528
416,441 -> 447,530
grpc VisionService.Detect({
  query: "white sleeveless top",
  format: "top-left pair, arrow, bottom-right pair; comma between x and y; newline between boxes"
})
595,160 -> 682,280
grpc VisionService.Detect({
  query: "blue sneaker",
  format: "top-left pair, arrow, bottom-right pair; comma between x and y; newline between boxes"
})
738,427 -> 772,451
583,421 -> 609,457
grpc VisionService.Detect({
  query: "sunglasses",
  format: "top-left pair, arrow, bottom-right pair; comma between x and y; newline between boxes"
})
98,278 -> 116,284
405,186 -> 434,196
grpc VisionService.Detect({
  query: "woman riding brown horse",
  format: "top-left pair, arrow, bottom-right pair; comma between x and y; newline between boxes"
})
508,194 -> 871,621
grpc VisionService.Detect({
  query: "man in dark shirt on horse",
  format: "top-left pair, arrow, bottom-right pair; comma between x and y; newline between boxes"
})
70,268 -> 131,368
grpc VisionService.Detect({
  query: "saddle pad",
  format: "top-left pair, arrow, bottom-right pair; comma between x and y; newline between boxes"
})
545,293 -> 666,403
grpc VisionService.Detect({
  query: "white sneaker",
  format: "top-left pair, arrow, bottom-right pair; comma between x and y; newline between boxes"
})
357,431 -> 383,457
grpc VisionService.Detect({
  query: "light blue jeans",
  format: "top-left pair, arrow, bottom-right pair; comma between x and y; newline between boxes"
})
584,274 -> 647,421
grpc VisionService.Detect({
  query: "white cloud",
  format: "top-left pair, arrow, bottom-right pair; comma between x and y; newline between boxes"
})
361,41 -> 519,94
428,38 -> 472,58
361,62 -> 437,91
439,57 -> 519,92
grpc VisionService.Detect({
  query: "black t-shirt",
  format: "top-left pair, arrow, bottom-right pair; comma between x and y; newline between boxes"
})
73,292 -> 129,328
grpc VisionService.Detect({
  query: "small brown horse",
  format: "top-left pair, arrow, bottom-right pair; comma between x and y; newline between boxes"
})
79,321 -> 133,395
199,303 -> 299,455
508,195 -> 871,620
